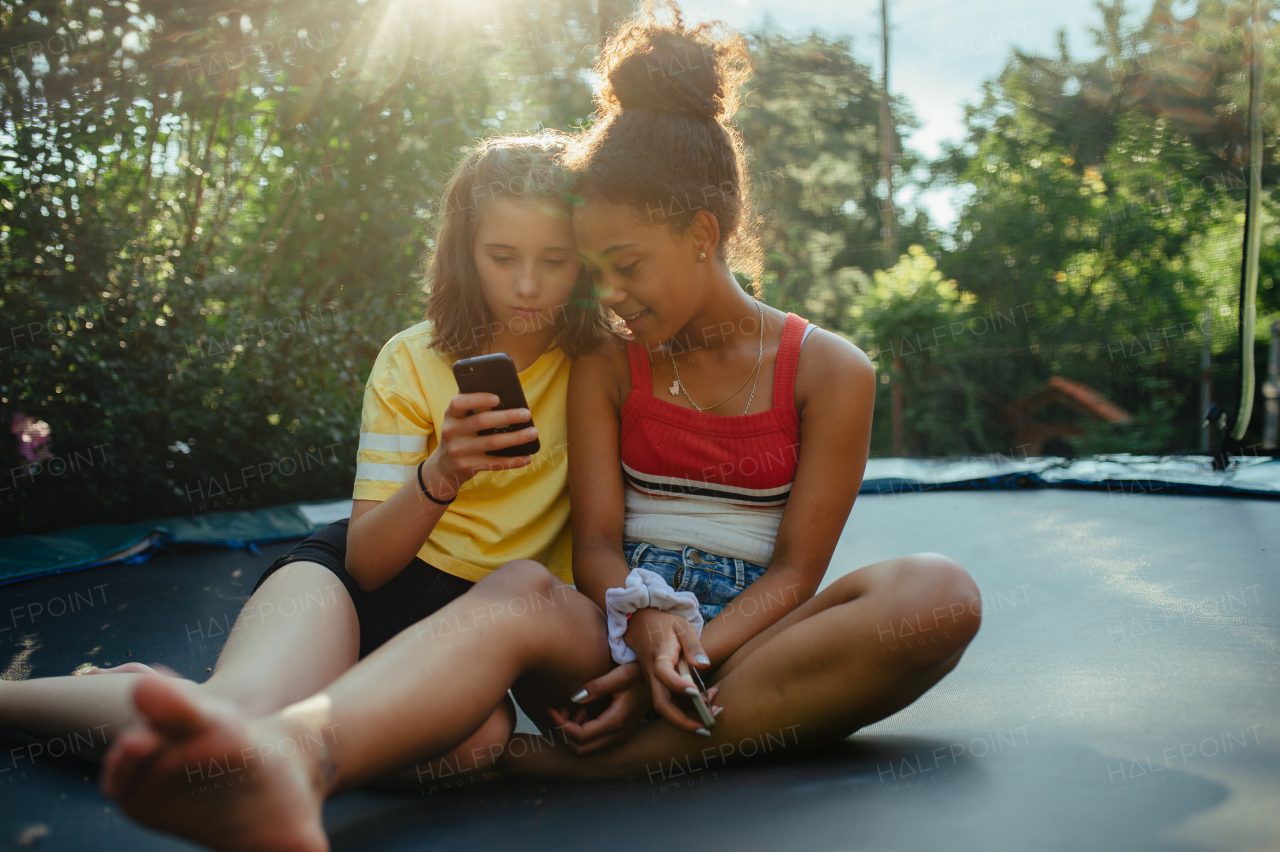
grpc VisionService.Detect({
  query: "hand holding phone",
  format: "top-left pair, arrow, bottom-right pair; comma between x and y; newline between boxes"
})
624,608 -> 718,734
415,355 -> 540,501
416,393 -> 538,500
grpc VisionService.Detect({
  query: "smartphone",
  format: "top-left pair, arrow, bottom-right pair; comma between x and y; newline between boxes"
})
451,353 -> 540,457
677,656 -> 717,730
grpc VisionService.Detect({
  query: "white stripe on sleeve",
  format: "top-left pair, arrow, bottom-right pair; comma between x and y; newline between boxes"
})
358,433 -> 428,453
355,462 -> 416,483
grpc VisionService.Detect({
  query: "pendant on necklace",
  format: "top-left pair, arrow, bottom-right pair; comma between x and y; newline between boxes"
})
668,380 -> 680,396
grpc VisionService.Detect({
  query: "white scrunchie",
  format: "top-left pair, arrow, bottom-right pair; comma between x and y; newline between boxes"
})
605,568 -> 705,665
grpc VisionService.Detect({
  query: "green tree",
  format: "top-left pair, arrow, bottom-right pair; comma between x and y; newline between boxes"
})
737,29 -> 931,330
932,0 -> 1277,454
850,245 -> 992,456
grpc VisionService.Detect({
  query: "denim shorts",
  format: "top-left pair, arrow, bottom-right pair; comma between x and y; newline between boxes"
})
622,541 -> 768,622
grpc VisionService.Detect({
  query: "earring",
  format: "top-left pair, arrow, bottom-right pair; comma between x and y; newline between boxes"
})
698,252 -> 707,260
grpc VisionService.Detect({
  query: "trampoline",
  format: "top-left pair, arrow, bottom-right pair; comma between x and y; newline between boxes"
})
2,0 -> 1277,846
1,479 -> 1277,851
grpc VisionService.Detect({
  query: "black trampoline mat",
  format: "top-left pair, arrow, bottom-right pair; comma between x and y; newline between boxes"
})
1,489 -> 1277,851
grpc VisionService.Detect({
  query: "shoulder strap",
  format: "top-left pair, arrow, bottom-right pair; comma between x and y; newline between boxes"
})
771,313 -> 809,418
625,340 -> 653,396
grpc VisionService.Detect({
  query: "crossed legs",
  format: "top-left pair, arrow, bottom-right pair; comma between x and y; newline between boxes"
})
498,553 -> 982,781
81,552 -> 976,851
98,560 -> 612,852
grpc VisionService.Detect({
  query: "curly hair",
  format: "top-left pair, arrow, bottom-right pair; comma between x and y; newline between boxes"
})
565,0 -> 763,291
422,131 -> 620,359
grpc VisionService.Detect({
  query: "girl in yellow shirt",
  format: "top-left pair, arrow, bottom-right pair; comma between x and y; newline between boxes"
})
0,133 -> 622,833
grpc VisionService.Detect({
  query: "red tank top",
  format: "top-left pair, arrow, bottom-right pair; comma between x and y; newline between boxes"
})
620,312 -> 809,507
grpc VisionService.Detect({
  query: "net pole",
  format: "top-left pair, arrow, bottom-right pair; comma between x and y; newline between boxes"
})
1231,0 -> 1267,441
879,0 -> 896,266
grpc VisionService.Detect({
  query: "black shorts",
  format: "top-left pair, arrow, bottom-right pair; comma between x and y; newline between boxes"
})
251,519 -> 475,658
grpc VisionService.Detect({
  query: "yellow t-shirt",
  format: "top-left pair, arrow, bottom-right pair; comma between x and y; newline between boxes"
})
353,321 -> 572,583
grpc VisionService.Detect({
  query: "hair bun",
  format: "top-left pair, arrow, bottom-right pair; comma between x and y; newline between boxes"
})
609,31 -> 723,120
597,5 -> 750,124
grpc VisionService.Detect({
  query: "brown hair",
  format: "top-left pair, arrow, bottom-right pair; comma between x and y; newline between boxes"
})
422,131 -> 620,359
566,1 -> 763,290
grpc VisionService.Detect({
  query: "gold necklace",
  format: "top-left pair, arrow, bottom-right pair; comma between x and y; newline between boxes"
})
669,300 -> 765,415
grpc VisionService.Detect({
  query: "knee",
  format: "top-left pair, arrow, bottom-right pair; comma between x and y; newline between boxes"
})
481,555 -> 558,588
907,552 -> 981,634
473,560 -> 575,624
888,553 -> 981,663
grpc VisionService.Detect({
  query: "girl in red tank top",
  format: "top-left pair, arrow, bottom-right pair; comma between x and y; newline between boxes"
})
528,3 -> 980,779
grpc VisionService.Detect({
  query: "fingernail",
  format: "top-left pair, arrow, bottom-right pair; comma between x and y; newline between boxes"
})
527,427 -> 538,436
695,727 -> 711,737
520,409 -> 531,419
571,688 -> 589,704
684,686 -> 700,697
712,706 -> 723,716
694,653 -> 710,666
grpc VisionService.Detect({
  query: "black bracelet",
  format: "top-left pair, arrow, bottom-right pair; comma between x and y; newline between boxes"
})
417,460 -> 456,505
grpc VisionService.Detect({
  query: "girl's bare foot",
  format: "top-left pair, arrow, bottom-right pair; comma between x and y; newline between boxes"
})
102,676 -> 331,852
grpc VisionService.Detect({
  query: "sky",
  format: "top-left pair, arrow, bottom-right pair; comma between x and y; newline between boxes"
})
682,0 -> 1122,228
